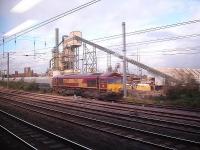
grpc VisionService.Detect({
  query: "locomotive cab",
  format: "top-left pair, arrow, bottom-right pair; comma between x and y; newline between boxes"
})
99,73 -> 123,98
107,77 -> 122,93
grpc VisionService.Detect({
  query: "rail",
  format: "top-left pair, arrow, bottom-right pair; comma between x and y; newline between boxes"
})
0,109 -> 91,150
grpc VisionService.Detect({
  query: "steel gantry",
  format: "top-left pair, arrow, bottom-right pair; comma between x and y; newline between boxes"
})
82,43 -> 97,73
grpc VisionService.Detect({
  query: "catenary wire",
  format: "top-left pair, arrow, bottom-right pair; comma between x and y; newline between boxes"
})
0,0 -> 101,46
91,19 -> 200,42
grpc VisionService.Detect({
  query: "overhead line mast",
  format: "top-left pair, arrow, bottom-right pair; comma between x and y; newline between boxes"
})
122,22 -> 127,98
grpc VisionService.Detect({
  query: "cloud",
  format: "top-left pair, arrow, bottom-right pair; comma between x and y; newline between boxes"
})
1,0 -> 200,74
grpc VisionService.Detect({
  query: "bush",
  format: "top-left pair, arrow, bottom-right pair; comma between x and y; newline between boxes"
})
165,75 -> 200,101
0,80 -> 39,91
23,82 -> 39,91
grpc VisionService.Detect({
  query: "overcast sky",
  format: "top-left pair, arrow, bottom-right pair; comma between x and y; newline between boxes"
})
0,0 -> 200,74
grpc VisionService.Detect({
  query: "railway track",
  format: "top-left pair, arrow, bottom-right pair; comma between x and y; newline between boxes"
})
0,97 -> 168,150
1,92 -> 200,136
118,101 -> 200,112
0,109 -> 90,150
1,88 -> 199,115
3,87 -> 200,113
0,92 -> 200,149
1,89 -> 200,134
1,88 -> 200,149
1,89 -> 199,126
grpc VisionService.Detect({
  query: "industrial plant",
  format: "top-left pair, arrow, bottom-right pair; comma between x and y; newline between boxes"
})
0,0 -> 200,150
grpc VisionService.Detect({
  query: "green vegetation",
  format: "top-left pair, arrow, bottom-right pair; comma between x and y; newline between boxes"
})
0,80 -> 39,91
125,94 -> 200,108
164,76 -> 200,107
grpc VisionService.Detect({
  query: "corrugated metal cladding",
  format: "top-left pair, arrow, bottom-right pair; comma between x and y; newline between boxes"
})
156,68 -> 200,82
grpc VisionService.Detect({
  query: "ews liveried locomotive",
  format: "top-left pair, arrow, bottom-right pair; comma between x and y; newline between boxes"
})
52,72 -> 123,100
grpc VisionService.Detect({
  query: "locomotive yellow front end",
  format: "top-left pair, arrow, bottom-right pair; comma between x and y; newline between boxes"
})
107,77 -> 123,93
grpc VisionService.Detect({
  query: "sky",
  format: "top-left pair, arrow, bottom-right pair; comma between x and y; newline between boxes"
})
0,0 -> 200,75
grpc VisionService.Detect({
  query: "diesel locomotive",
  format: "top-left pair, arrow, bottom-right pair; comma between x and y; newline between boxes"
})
52,72 -> 123,100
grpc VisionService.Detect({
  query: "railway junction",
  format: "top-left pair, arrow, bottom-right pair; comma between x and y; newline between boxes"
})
0,87 -> 200,150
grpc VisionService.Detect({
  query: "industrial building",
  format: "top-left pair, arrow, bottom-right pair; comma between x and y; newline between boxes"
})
156,67 -> 200,83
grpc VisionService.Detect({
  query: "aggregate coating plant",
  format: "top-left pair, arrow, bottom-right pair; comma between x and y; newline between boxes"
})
51,29 -> 82,74
1,30 -> 188,97
50,29 -> 179,83
2,30 -> 186,100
